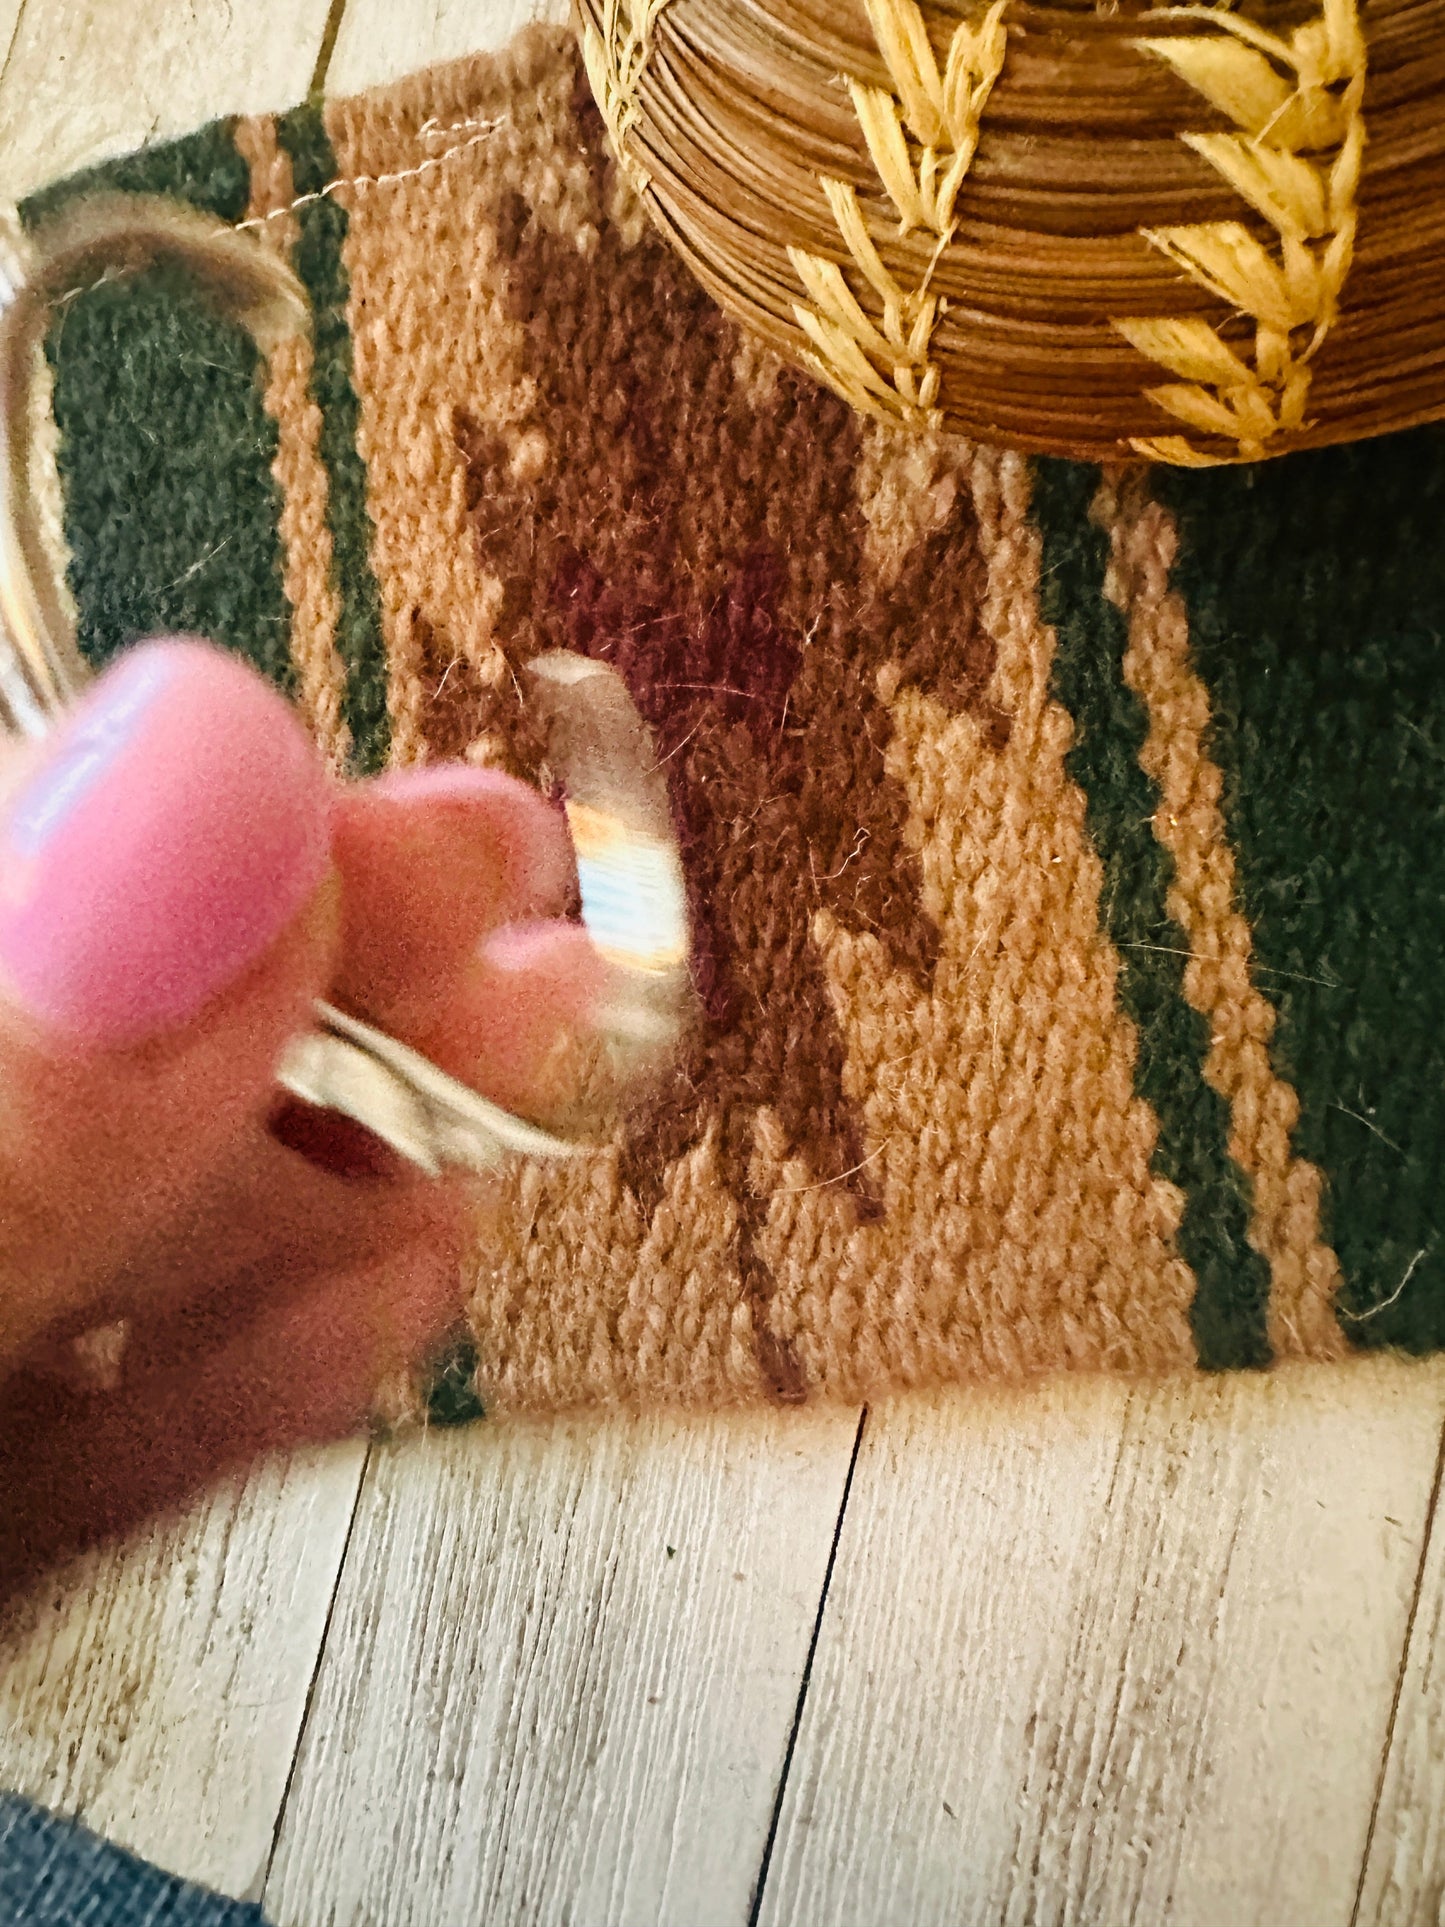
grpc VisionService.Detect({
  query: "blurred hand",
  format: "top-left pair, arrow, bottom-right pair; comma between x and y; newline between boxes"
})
0,639 -> 601,1600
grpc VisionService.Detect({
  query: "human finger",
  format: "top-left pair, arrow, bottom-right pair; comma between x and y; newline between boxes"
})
0,1230 -> 462,1604
327,765 -> 576,1038
0,640 -> 337,1355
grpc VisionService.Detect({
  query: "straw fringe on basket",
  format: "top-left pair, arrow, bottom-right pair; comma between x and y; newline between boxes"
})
788,0 -> 1008,432
1116,0 -> 1366,465
574,0 -> 1445,463
580,0 -> 672,195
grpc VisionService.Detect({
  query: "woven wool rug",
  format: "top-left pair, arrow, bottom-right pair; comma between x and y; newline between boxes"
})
20,25 -> 1445,1421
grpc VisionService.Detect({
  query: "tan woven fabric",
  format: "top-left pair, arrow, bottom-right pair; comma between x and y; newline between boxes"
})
32,26 -> 1445,1417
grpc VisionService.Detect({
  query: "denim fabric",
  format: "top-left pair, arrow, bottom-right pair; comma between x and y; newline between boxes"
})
0,1796 -> 271,1925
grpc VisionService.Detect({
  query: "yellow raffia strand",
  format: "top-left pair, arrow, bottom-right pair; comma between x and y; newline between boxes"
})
790,0 -> 1008,431
1116,0 -> 1366,466
580,0 -> 672,196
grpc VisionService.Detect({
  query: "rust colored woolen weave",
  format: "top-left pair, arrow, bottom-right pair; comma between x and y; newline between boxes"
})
21,24 -> 1445,1423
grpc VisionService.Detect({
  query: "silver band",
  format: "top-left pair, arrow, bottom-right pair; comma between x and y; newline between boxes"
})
0,194 -> 691,1175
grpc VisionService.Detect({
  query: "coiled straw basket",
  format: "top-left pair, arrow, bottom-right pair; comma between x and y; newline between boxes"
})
576,0 -> 1445,463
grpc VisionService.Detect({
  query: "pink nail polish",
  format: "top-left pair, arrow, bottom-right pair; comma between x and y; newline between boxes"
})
366,765 -> 521,808
0,639 -> 330,1048
359,762 -> 576,907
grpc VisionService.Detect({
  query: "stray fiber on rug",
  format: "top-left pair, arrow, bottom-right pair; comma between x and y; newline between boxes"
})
22,25 -> 1445,1420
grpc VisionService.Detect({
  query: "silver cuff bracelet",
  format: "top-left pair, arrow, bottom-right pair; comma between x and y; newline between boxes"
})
0,193 -> 691,1175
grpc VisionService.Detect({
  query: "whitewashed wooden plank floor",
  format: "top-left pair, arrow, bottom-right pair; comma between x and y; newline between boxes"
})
264,1410 -> 860,1927
2,5 -> 1444,1924
760,1367 -> 1445,1927
0,1443 -> 368,1900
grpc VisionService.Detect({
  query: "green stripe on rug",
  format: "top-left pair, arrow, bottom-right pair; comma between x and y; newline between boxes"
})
1158,429 -> 1445,1353
22,119 -> 252,230
276,102 -> 391,774
19,124 -> 295,693
1032,458 -> 1272,1371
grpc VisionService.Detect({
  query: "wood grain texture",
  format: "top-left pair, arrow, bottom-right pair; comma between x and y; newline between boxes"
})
325,0 -> 570,95
264,1408 -> 861,1927
0,1441 -> 367,1899
758,1363 -> 1445,1927
1354,1433 -> 1445,1927
0,0 -> 336,200
0,3 -> 25,106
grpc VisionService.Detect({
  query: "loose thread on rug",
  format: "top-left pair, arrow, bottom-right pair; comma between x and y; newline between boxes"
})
1341,1248 -> 1431,1323
235,113 -> 511,233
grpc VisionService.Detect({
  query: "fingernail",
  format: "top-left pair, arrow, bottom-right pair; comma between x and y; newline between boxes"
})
0,639 -> 330,1048
364,763 -> 575,910
481,920 -> 605,1025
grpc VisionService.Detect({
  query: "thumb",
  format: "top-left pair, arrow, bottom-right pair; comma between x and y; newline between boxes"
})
0,639 -> 337,1357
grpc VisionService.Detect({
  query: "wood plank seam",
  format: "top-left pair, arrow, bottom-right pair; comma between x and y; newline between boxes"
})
1350,1408 -> 1445,1927
747,1404 -> 870,1927
0,0 -> 27,97
259,1438 -> 373,1899
310,0 -> 351,98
